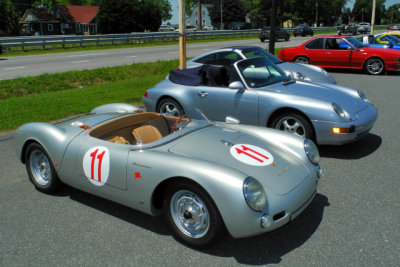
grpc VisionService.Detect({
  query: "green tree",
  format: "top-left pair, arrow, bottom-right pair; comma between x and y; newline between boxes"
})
208,0 -> 246,29
383,4 -> 400,24
0,0 -> 21,35
352,0 -> 386,24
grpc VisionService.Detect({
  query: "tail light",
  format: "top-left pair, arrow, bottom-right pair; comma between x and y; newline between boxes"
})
144,91 -> 148,98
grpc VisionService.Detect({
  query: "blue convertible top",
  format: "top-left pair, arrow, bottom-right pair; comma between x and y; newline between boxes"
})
169,65 -> 230,86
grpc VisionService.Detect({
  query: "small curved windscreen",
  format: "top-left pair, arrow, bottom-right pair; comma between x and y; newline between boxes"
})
345,37 -> 367,48
236,57 -> 287,88
241,47 -> 283,64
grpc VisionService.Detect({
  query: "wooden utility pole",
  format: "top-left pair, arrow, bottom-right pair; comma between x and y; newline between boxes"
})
371,0 -> 376,34
197,0 -> 202,30
268,0 -> 276,54
179,0 -> 186,69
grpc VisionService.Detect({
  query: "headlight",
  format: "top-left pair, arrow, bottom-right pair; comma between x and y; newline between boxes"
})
303,64 -> 328,75
243,177 -> 267,212
358,90 -> 369,102
332,102 -> 348,119
304,139 -> 320,164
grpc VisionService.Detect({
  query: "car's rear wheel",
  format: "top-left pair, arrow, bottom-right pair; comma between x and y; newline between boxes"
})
25,143 -> 62,193
285,35 -> 290,41
260,38 -> 265,42
294,56 -> 310,64
164,181 -> 225,247
271,112 -> 314,140
364,58 -> 385,75
157,98 -> 184,117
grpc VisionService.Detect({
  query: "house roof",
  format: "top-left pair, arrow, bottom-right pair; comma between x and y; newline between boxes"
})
20,8 -> 59,23
63,5 -> 99,24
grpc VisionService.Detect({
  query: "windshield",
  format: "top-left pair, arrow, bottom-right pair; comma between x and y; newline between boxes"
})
386,35 -> 400,45
345,36 -> 367,48
236,57 -> 288,88
241,47 -> 282,64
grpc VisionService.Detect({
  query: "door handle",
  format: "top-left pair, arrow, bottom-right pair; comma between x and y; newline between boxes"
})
198,91 -> 208,97
325,52 -> 331,55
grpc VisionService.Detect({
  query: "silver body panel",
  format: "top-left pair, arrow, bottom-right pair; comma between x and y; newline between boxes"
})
144,58 -> 377,145
15,103 -> 320,239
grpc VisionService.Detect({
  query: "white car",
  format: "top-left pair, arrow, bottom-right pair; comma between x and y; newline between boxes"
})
203,25 -> 215,31
358,22 -> 371,33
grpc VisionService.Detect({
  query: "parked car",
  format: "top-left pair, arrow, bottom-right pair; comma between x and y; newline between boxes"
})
232,22 -> 251,30
387,25 -> 399,31
158,25 -> 174,32
144,57 -> 377,145
337,23 -> 367,35
186,46 -> 336,84
259,27 -> 290,42
15,103 -> 322,247
175,25 -> 197,32
357,22 -> 371,33
278,35 -> 400,75
293,24 -> 314,37
374,31 -> 400,43
203,25 -> 215,31
357,34 -> 400,50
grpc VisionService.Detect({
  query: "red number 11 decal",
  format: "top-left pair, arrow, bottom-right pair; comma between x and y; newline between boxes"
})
236,145 -> 269,163
90,149 -> 106,181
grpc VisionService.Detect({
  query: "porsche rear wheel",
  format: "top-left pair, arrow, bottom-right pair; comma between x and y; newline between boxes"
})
25,143 -> 62,193
271,112 -> 314,140
164,181 -> 224,247
294,56 -> 310,64
157,98 -> 184,117
364,58 -> 385,75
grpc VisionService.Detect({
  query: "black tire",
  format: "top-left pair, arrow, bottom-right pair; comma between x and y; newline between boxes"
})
294,56 -> 310,64
311,31 -> 314,36
25,143 -> 62,193
157,98 -> 184,117
163,181 -> 225,247
271,112 -> 315,141
285,35 -> 290,41
364,58 -> 385,75
260,38 -> 265,42
294,33 -> 297,37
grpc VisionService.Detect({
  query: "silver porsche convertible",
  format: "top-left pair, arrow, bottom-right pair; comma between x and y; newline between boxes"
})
15,103 -> 321,247
186,46 -> 336,84
143,57 -> 377,145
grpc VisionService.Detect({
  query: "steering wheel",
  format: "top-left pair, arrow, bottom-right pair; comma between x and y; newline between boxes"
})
171,115 -> 190,133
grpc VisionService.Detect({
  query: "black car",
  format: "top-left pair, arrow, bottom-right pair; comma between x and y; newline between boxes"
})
293,24 -> 314,37
259,27 -> 290,42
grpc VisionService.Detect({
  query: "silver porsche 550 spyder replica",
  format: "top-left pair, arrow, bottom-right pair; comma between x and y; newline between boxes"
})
16,103 -> 322,247
143,57 -> 377,145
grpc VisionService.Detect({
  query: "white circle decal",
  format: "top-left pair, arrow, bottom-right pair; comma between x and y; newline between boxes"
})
230,144 -> 274,166
83,146 -> 110,186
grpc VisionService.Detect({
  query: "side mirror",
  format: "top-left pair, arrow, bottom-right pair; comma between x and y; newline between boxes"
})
228,81 -> 245,91
225,116 -> 240,124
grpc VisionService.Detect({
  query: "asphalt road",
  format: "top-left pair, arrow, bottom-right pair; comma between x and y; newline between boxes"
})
1,67 -> 399,265
0,35 -> 332,80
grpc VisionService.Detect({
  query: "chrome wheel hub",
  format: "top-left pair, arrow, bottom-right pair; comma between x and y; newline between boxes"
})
160,103 -> 180,117
276,116 -> 306,138
170,190 -> 210,238
367,60 -> 383,74
30,150 -> 51,185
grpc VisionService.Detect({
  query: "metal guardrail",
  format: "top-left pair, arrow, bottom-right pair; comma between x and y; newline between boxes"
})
0,26 -> 388,51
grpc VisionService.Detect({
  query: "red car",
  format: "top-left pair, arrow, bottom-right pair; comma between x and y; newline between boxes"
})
278,35 -> 400,75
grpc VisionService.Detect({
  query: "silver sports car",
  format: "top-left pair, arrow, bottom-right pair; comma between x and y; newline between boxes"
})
15,103 -> 321,247
186,46 -> 337,84
143,57 -> 377,145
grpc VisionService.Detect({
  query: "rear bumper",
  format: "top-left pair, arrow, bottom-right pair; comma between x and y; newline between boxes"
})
313,104 -> 378,145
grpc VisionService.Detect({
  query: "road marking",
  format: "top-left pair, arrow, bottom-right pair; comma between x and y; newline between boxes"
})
167,51 -> 178,54
125,56 -> 137,58
71,60 -> 89,64
68,53 -> 108,58
202,48 -> 212,51
4,66 -> 25,70
189,44 -> 210,48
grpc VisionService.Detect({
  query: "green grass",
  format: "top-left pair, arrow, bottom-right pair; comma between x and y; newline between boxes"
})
0,74 -> 165,132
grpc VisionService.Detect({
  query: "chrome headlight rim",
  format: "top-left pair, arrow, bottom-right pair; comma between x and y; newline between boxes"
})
332,102 -> 348,119
243,177 -> 267,212
304,139 -> 320,164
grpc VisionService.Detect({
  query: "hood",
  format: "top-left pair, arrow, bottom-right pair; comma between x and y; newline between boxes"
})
265,80 -> 369,115
168,126 -> 309,195
279,62 -> 335,83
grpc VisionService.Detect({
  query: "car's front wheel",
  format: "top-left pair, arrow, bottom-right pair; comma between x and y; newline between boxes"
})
25,143 -> 62,193
271,112 -> 314,140
364,58 -> 385,75
164,181 -> 225,247
260,38 -> 265,42
294,56 -> 310,64
157,98 -> 184,117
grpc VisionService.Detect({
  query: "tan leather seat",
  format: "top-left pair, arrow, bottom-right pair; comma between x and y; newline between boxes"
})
107,136 -> 130,144
132,125 -> 163,144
